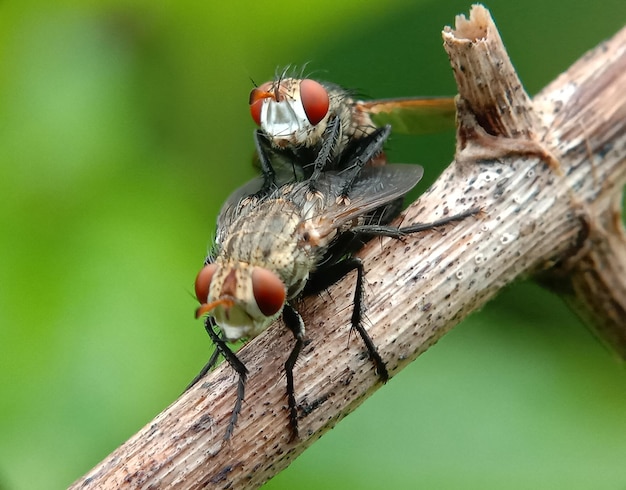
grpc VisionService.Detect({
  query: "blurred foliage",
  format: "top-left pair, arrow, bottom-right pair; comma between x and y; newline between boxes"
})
0,1 -> 625,489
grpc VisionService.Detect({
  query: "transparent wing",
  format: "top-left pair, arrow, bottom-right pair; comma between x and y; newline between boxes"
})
215,176 -> 265,238
311,164 -> 424,235
216,164 -> 423,244
220,177 -> 264,211
356,97 -> 457,135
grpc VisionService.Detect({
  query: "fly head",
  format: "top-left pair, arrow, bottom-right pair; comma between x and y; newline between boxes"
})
250,78 -> 330,148
196,199 -> 319,341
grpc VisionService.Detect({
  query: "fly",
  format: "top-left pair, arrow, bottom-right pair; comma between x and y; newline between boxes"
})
189,129 -> 479,440
249,72 -> 457,191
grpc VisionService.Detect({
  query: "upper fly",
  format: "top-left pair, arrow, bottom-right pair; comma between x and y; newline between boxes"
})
249,73 -> 458,185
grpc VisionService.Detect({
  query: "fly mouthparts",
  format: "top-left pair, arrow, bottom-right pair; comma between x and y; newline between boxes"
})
195,297 -> 235,319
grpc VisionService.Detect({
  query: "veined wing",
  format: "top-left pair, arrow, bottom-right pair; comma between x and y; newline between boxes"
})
356,96 -> 457,135
215,176 -> 265,242
310,164 -> 424,236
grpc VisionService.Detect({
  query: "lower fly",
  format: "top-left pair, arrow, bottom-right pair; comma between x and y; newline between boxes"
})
188,126 -> 479,440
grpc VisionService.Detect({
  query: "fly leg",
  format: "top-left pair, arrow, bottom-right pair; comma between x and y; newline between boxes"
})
305,258 -> 389,382
195,316 -> 248,440
185,333 -> 222,391
397,207 -> 481,234
339,125 -> 391,198
308,115 -> 340,190
254,129 -> 277,194
282,303 -> 305,440
349,206 -> 482,238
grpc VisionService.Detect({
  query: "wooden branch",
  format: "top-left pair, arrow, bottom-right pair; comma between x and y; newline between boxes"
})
70,5 -> 626,489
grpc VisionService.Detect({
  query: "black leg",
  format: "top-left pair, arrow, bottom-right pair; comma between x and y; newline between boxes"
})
304,257 -> 389,382
349,207 -> 481,239
185,341 -> 222,392
308,116 -> 341,187
254,129 -> 276,194
349,258 -> 388,381
196,316 -> 248,440
338,125 -> 391,197
282,303 -> 305,440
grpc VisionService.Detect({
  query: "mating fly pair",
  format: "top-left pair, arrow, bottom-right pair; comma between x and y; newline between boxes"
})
248,73 -> 458,192
191,74 -> 477,440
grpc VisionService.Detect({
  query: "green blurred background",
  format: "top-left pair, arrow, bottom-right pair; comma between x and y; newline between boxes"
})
1,1 -> 625,488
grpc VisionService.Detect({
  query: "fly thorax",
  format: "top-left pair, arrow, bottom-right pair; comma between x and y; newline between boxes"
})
349,102 -> 376,141
220,201 -> 316,300
249,211 -> 314,299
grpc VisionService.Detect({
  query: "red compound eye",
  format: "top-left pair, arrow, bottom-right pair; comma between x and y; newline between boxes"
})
194,263 -> 218,304
249,82 -> 273,125
299,79 -> 329,126
251,267 -> 286,317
